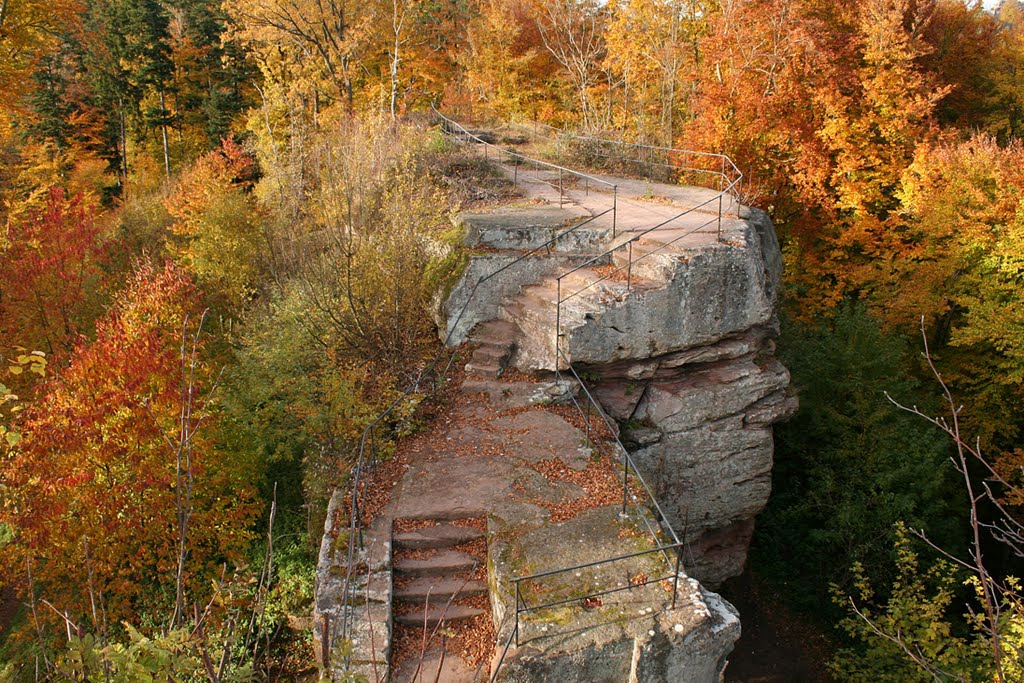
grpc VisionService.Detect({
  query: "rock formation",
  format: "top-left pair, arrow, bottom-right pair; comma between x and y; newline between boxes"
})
442,199 -> 796,588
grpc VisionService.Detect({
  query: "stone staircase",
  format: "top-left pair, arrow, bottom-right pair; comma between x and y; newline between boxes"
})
391,515 -> 489,682
465,320 -> 518,378
497,261 -> 665,372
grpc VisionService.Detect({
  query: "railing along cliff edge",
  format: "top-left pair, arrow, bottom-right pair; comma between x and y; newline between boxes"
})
322,106 -> 743,682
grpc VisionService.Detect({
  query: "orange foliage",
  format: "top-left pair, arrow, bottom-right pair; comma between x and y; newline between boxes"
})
0,261 -> 259,625
0,187 -> 107,363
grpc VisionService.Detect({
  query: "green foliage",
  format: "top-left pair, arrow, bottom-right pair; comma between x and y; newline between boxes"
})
754,306 -> 961,616
831,525 -> 995,682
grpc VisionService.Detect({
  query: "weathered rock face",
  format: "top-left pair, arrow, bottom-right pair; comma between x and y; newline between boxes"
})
585,326 -> 797,586
558,210 -> 796,587
563,210 -> 783,368
443,205 -> 795,587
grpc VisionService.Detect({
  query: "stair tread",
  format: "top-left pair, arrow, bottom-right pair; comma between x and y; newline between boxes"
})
394,524 -> 484,550
469,320 -> 519,345
394,577 -> 488,602
394,550 -> 482,576
391,645 -> 483,683
394,604 -> 485,627
471,345 -> 512,363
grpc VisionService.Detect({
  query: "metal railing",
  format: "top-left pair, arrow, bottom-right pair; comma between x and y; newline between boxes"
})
488,347 -> 687,682
523,119 -> 743,199
443,101 -> 742,201
326,106 -> 741,682
433,107 -> 620,230
325,108 -> 623,675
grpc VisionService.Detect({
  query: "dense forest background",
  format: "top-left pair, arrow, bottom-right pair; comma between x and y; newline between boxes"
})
0,0 -> 1023,679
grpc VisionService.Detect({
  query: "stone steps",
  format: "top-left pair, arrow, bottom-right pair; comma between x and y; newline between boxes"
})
466,320 -> 518,378
391,645 -> 485,683
393,550 -> 481,577
394,577 -> 488,603
395,604 -> 486,628
394,524 -> 484,551
390,516 -> 490,682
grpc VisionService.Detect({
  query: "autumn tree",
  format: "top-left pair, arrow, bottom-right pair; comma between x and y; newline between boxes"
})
987,0 -> 1024,143
0,187 -> 107,363
883,135 -> 1024,455
462,0 -> 557,118
532,0 -> 608,127
165,138 -> 265,308
0,0 -> 82,110
0,260 -> 259,627
604,0 -> 706,143
226,0 -> 374,111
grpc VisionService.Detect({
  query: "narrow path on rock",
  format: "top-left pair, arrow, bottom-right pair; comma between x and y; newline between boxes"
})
486,152 -> 744,243
381,369 -> 621,681
343,128 -> 751,681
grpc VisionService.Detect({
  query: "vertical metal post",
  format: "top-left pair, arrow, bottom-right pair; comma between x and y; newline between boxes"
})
720,155 -> 726,193
718,192 -> 723,243
558,167 -> 564,207
555,277 -> 562,369
514,156 -> 519,189
647,146 -> 653,181
627,240 -> 633,292
671,548 -> 683,609
514,582 -> 522,647
612,186 -> 618,238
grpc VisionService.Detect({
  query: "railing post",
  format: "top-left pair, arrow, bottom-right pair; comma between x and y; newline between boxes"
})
514,156 -> 519,189
558,167 -> 563,207
672,548 -> 683,609
612,186 -> 618,238
627,240 -> 633,292
515,582 -> 522,647
718,192 -> 723,243
555,277 -> 562,369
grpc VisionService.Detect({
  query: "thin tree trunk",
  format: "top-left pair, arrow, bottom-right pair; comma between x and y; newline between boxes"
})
119,100 -> 128,189
159,91 -> 171,182
0,0 -> 8,30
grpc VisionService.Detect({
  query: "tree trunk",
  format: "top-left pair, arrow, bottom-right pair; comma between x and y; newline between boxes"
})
159,91 -> 171,182
119,100 -> 128,190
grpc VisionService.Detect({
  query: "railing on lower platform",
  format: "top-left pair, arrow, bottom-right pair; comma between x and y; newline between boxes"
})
326,106 -> 734,682
325,108 -> 623,675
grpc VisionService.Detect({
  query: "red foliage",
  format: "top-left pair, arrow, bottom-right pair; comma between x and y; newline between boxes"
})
0,186 -> 107,362
0,260 -> 258,625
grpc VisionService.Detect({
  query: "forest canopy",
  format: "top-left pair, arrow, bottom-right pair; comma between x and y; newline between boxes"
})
0,0 -> 1023,679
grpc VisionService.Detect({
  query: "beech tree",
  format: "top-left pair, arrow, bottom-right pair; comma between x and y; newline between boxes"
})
0,187 -> 107,363
165,138 -> 264,308
532,0 -> 608,127
0,261 -> 259,627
